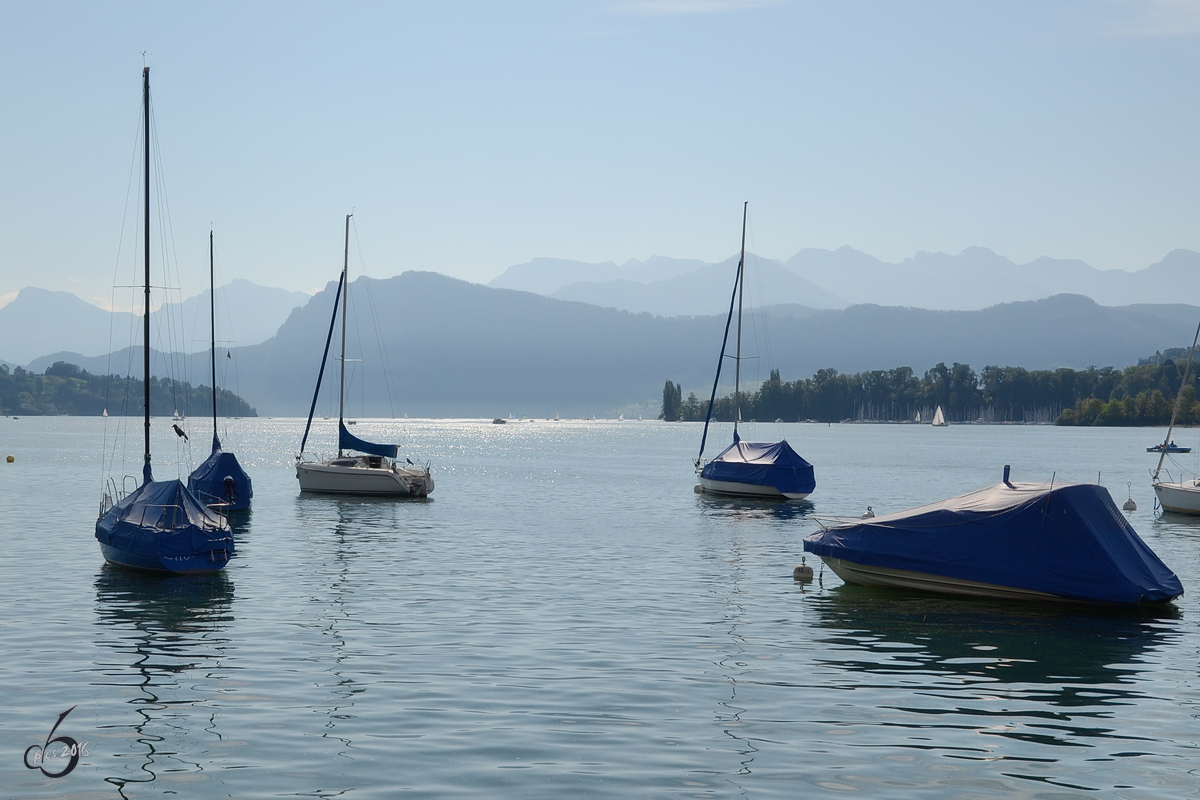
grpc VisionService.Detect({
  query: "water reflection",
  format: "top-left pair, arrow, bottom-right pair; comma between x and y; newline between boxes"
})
696,493 -> 814,523
92,566 -> 233,797
809,585 -> 1180,750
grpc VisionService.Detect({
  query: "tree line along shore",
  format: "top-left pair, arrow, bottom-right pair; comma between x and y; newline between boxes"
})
661,355 -> 1200,427
0,362 -> 257,417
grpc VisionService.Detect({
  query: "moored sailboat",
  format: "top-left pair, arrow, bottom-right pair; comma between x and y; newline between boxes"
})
694,203 -> 815,500
187,230 -> 253,511
1152,319 -> 1200,514
95,67 -> 233,574
295,215 -> 433,497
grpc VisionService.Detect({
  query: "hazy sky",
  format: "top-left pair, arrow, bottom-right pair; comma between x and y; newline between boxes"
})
3,0 -> 1200,309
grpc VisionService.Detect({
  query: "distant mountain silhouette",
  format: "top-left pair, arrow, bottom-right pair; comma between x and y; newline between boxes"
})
785,246 -> 1200,310
491,247 -> 1200,315
0,281 -> 309,366
490,255 -> 708,295
549,255 -> 846,315
28,276 -> 1199,419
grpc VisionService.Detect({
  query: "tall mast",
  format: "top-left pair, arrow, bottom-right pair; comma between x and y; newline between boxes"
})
142,66 -> 152,484
209,229 -> 219,447
734,201 -> 747,437
337,213 -> 351,456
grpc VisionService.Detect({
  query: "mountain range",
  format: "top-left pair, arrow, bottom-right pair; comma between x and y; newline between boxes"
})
0,280 -> 310,366
21,272 -> 1200,419
490,248 -> 1200,316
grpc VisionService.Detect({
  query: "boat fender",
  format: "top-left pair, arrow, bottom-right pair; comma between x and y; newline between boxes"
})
693,484 -> 704,494
793,557 -> 813,582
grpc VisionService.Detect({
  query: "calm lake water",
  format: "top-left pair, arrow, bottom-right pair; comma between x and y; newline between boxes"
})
3,416 -> 1200,798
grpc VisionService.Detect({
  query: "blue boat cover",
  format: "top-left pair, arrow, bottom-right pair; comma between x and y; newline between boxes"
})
188,435 -> 254,511
95,478 -> 233,563
700,431 -> 816,495
339,421 -> 398,459
803,482 -> 1182,604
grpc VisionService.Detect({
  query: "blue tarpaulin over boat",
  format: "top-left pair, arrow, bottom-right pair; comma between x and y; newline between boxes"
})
803,481 -> 1182,604
700,431 -> 816,496
339,421 -> 398,459
188,436 -> 254,511
96,478 -> 234,572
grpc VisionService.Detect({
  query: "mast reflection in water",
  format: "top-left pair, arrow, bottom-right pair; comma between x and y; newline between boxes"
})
92,567 -> 233,795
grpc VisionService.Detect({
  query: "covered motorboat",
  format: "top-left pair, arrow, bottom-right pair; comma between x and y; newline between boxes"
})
803,475 -> 1182,605
97,476 -> 233,574
698,431 -> 815,500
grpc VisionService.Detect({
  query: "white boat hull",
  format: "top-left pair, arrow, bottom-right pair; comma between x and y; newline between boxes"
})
696,476 -> 809,501
1154,480 -> 1200,514
297,457 -> 433,497
817,556 -> 1063,602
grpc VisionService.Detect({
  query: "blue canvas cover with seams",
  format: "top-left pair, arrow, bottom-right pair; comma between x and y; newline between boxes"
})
96,478 -> 234,559
339,421 -> 399,459
700,430 -> 816,495
803,481 -> 1182,604
188,435 -> 254,511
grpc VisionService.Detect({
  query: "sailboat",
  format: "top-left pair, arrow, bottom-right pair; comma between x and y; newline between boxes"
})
295,215 -> 434,497
931,405 -> 947,426
94,67 -> 234,574
187,230 -> 253,511
1152,319 -> 1200,514
694,203 -> 815,500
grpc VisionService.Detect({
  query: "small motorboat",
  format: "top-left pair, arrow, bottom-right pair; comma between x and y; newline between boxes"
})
803,467 -> 1182,605
1147,441 -> 1191,453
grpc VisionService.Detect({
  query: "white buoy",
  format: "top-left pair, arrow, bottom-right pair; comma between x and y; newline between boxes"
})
793,557 -> 814,582
1123,482 -> 1137,512
861,506 -> 875,518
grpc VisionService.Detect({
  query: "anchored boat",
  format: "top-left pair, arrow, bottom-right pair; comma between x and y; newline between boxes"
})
803,468 -> 1181,605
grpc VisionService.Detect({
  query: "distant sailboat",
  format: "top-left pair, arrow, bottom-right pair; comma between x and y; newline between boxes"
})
931,406 -> 947,427
694,203 -> 815,500
94,67 -> 233,574
914,410 -> 921,423
187,230 -> 253,511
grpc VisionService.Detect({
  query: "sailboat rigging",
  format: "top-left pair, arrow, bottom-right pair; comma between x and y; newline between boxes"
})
295,214 -> 434,497
186,230 -> 253,511
694,203 -> 815,500
94,67 -> 234,574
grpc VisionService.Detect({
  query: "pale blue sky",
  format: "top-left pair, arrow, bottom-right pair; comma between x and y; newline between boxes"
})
3,0 -> 1200,309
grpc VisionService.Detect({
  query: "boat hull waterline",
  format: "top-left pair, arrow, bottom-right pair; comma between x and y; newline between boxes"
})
696,475 -> 810,500
297,458 -> 433,497
1153,480 -> 1200,515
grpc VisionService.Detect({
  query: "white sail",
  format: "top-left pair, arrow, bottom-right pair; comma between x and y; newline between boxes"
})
931,406 -> 947,427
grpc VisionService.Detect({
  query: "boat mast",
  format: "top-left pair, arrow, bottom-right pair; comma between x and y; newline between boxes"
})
142,66 -> 152,484
209,229 -> 219,448
734,201 -> 746,437
337,213 -> 351,457
1154,318 -> 1200,481
695,203 -> 748,467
